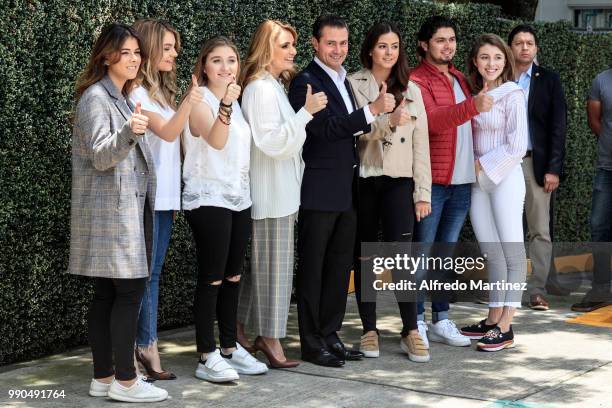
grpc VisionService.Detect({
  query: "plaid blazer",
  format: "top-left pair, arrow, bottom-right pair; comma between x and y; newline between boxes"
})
68,76 -> 156,279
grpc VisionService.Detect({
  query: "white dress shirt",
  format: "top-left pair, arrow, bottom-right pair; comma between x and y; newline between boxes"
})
314,56 -> 375,124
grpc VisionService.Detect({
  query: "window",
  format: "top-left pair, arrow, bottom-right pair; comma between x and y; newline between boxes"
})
574,8 -> 612,30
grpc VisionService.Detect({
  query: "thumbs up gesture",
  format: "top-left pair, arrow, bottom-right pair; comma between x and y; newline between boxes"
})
186,74 -> 204,106
474,82 -> 494,113
304,83 -> 328,115
369,81 -> 395,116
130,102 -> 149,135
221,74 -> 241,106
389,98 -> 410,127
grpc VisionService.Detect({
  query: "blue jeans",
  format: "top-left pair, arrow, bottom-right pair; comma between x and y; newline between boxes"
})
136,210 -> 174,347
414,183 -> 471,322
590,169 -> 612,293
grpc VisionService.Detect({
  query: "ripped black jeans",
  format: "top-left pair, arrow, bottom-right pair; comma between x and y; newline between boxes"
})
354,175 -> 417,336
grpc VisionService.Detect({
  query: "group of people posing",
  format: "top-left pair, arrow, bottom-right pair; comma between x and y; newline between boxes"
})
69,12 -> 590,403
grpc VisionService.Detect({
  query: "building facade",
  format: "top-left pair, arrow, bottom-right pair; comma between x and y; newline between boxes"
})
535,0 -> 612,30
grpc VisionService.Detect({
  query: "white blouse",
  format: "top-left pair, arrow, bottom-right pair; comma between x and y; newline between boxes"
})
472,82 -> 528,185
129,86 -> 181,211
241,73 -> 313,219
182,87 -> 251,212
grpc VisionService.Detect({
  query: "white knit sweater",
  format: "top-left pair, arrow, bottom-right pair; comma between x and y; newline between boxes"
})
241,73 -> 313,220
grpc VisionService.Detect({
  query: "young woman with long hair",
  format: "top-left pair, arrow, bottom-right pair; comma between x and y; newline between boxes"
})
236,19 -> 327,368
459,34 -> 528,351
348,21 -> 432,362
69,23 -> 167,402
182,36 -> 268,383
129,18 -> 202,381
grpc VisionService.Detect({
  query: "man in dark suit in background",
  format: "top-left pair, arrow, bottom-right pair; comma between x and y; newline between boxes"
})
288,14 -> 395,367
508,24 -> 568,311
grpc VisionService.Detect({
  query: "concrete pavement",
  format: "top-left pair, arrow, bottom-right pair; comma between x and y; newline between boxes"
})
1,287 -> 611,408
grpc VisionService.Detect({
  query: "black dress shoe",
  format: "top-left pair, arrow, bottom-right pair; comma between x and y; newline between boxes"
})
571,300 -> 610,312
302,349 -> 344,367
329,342 -> 364,361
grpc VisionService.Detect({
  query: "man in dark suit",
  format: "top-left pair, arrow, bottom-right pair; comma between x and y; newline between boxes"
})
288,14 -> 394,367
508,25 -> 568,311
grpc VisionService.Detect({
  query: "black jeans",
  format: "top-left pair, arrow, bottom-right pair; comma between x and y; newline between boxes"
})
354,176 -> 417,336
89,277 -> 147,381
186,206 -> 252,353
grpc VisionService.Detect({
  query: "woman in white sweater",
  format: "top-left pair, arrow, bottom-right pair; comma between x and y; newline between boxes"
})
459,34 -> 528,352
236,20 -> 327,368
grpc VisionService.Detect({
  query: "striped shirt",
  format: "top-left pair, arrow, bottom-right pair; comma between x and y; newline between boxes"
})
472,81 -> 528,185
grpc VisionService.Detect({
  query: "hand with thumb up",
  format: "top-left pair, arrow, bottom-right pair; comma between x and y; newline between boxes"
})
473,82 -> 494,113
186,74 -> 204,106
221,75 -> 241,106
369,81 -> 395,116
304,83 -> 328,115
130,102 -> 149,135
389,98 -> 410,127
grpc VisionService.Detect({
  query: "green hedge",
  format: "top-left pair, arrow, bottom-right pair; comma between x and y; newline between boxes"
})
1,0 -> 610,365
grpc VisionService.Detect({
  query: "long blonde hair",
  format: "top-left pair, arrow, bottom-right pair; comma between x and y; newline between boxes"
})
240,20 -> 297,89
132,19 -> 180,109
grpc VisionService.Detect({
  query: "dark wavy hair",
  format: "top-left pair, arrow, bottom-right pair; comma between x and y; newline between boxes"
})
360,22 -> 410,107
416,16 -> 457,59
75,23 -> 145,101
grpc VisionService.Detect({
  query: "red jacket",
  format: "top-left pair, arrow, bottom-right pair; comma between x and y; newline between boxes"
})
410,59 -> 479,185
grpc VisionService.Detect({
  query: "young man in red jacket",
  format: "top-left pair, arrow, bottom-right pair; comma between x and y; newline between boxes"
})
410,16 -> 494,348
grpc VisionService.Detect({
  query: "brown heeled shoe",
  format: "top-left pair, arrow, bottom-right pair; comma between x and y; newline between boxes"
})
254,336 -> 300,369
237,339 -> 257,355
135,348 -> 177,380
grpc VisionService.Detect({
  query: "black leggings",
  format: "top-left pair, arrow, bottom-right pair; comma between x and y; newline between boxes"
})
89,277 -> 147,381
354,176 -> 417,336
186,206 -> 252,353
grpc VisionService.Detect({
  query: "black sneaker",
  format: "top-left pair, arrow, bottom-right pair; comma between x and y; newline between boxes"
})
460,319 -> 496,340
476,326 -> 515,352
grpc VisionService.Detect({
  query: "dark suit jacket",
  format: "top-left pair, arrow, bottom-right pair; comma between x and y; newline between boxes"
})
528,64 -> 567,186
288,60 -> 371,211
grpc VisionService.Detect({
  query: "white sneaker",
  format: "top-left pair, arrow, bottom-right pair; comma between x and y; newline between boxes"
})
88,379 -> 111,397
195,349 -> 240,382
107,378 -> 168,403
417,320 -> 430,349
222,343 -> 268,375
428,319 -> 471,347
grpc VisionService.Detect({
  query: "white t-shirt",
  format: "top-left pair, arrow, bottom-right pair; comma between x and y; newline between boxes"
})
129,86 -> 181,210
450,78 -> 476,185
182,86 -> 251,212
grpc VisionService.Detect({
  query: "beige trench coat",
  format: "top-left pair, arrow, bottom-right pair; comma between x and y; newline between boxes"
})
348,68 -> 431,203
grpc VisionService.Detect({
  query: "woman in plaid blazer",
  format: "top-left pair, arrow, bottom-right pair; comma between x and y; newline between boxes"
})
69,23 -> 167,403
